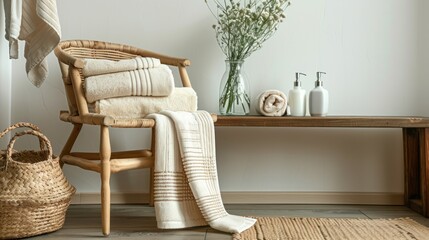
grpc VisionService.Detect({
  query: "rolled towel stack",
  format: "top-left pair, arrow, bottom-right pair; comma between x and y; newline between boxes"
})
82,57 -> 174,102
256,90 -> 287,116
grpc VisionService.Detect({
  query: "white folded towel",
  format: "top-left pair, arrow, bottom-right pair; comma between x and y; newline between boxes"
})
148,110 -> 256,233
256,90 -> 287,116
82,57 -> 161,77
84,64 -> 174,103
88,87 -> 198,118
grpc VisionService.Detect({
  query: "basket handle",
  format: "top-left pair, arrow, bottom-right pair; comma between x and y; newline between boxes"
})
5,130 -> 53,163
0,122 -> 46,150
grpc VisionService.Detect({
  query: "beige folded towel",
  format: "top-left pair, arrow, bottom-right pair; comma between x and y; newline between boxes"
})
84,65 -> 174,103
82,57 -> 161,77
256,90 -> 287,116
88,88 -> 198,118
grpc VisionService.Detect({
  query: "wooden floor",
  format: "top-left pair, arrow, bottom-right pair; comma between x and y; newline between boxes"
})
28,204 -> 429,239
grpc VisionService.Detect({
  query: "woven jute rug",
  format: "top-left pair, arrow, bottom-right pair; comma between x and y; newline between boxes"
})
232,217 -> 429,240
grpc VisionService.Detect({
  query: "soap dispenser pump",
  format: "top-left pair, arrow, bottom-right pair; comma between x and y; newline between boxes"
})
309,72 -> 329,116
289,72 -> 307,116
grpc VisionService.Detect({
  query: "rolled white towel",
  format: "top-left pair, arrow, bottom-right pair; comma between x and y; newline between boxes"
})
256,90 -> 287,117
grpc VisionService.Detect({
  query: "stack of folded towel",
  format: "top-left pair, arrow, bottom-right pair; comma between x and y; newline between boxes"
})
82,56 -> 197,118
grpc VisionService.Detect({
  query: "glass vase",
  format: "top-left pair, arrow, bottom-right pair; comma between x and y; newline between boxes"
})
218,60 -> 250,115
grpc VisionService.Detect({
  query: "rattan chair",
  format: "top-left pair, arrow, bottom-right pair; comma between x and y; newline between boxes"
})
54,40 -> 193,236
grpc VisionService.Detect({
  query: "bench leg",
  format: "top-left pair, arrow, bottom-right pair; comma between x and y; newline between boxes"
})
403,128 -> 429,217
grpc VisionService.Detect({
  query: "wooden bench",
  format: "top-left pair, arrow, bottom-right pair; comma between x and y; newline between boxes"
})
214,115 -> 429,217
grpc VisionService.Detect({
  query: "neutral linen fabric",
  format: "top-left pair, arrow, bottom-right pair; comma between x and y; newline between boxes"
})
2,0 -> 22,59
82,57 -> 161,76
12,0 -> 61,87
148,110 -> 256,233
88,87 -> 198,118
148,113 -> 207,229
256,90 -> 287,116
84,65 -> 174,103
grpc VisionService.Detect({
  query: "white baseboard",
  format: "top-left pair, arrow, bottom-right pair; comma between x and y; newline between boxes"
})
71,192 -> 404,205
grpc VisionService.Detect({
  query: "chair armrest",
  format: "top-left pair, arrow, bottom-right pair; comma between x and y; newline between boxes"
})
133,48 -> 191,67
60,111 -> 114,126
55,40 -> 190,68
54,44 -> 85,68
60,111 -> 156,128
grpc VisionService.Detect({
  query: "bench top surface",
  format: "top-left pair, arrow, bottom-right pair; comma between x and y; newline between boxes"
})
214,115 -> 429,128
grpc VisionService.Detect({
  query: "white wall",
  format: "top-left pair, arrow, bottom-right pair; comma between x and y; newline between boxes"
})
418,0 -> 429,116
5,0 -> 426,197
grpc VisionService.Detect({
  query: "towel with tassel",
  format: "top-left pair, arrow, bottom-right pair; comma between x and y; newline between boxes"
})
84,64 -> 174,103
256,90 -> 288,116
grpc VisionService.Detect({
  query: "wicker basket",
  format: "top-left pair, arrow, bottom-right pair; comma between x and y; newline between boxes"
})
0,123 -> 76,239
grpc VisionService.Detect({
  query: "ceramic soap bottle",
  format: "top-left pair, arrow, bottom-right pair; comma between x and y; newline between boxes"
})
309,72 -> 329,117
289,72 -> 307,116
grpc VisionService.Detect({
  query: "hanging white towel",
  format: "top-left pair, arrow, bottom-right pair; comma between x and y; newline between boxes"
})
2,0 -> 22,59
148,110 -> 256,233
21,0 -> 61,87
1,0 -> 61,87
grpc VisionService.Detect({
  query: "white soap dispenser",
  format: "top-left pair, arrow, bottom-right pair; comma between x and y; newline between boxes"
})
309,72 -> 329,117
289,72 -> 307,116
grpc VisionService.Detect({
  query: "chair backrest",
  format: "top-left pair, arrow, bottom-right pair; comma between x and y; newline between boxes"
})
54,40 -> 192,116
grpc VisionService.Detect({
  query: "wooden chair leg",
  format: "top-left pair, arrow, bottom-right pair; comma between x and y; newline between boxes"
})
100,125 -> 111,236
59,123 -> 82,168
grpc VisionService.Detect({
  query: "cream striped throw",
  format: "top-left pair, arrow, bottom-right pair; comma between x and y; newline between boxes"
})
148,111 -> 256,233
